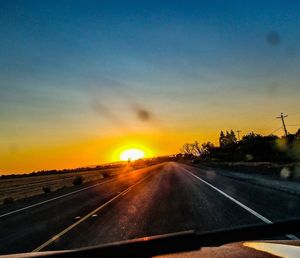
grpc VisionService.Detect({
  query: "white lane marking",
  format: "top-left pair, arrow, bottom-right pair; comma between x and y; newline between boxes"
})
184,168 -> 299,240
0,168 -> 157,219
32,172 -> 154,252
0,178 -> 116,219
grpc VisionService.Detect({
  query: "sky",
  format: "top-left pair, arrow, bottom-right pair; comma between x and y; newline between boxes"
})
1,0 -> 300,174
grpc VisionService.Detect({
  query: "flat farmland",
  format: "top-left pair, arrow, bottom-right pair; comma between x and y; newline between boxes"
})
0,168 -> 122,204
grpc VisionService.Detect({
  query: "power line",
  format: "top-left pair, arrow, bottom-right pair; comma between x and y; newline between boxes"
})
268,126 -> 282,135
276,113 -> 288,137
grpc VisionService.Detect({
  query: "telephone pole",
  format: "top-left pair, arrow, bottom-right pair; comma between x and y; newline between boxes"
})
236,130 -> 242,141
276,113 -> 288,137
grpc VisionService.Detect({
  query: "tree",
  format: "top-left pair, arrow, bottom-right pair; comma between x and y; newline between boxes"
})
229,130 -> 237,144
192,141 -> 202,156
219,131 -> 225,147
181,129 -> 300,163
239,132 -> 280,161
201,142 -> 214,155
219,130 -> 237,148
181,143 -> 194,156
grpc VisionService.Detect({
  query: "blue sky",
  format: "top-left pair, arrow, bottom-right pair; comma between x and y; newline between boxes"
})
1,0 -> 300,172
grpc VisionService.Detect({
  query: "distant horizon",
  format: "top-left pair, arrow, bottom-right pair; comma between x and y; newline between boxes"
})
1,127 -> 297,175
0,153 -> 177,176
1,1 -> 300,174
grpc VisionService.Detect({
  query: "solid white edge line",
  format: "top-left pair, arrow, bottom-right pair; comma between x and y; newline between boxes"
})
0,166 -> 162,219
32,172 -> 154,252
183,167 -> 299,240
0,178 -> 115,219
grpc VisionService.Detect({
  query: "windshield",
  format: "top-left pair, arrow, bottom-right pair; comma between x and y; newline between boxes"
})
1,0 -> 300,255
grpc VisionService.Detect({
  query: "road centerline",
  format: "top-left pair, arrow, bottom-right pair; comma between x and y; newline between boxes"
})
183,167 -> 299,240
32,171 -> 155,252
0,167 -> 158,219
0,178 -> 116,219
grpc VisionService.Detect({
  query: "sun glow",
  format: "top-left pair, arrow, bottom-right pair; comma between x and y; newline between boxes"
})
120,149 -> 145,161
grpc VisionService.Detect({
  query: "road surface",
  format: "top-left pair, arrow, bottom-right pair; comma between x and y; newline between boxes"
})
1,162 -> 300,255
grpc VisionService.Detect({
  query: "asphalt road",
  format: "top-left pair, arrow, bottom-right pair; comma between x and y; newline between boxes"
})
1,162 -> 300,255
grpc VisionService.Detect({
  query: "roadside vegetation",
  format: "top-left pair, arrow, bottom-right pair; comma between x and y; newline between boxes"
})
0,168 -> 121,205
0,158 -> 172,205
42,186 -> 51,193
179,129 -> 300,183
0,163 -> 124,180
72,175 -> 83,186
180,129 -> 300,163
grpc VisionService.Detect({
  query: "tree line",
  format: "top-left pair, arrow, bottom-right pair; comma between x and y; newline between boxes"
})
180,129 -> 300,162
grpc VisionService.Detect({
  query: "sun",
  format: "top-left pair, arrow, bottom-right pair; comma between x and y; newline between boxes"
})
120,148 -> 145,161
113,142 -> 153,162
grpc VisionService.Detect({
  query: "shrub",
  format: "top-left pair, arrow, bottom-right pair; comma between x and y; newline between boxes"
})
102,172 -> 111,178
73,175 -> 83,186
3,197 -> 15,205
42,186 -> 51,193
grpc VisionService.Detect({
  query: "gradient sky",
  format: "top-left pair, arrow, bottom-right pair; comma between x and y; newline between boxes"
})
1,0 -> 300,174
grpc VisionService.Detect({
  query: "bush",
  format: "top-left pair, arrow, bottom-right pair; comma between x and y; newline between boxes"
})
42,186 -> 51,193
102,172 -> 111,178
3,197 -> 15,205
73,175 -> 83,186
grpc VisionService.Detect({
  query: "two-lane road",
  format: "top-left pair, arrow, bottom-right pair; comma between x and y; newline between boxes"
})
1,162 -> 300,255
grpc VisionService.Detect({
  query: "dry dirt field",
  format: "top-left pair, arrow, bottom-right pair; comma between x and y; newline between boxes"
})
0,168 -> 122,204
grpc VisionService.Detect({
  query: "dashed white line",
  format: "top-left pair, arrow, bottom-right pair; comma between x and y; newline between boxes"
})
0,167 -> 160,219
32,172 -> 154,252
0,178 -> 115,219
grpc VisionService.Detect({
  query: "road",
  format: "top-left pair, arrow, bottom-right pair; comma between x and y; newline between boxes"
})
1,162 -> 300,255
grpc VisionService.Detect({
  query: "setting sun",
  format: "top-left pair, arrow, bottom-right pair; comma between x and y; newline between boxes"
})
120,149 -> 145,161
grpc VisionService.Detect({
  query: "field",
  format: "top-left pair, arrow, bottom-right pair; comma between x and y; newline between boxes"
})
0,168 -> 122,204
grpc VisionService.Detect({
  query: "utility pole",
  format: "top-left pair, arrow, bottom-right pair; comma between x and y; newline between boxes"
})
236,130 -> 242,141
276,113 -> 288,137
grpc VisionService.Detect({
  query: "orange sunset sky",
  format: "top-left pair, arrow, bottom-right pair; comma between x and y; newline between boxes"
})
1,1 -> 300,174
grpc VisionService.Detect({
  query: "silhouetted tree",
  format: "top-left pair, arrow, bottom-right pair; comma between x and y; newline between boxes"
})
201,142 -> 214,155
219,131 -> 225,147
219,130 -> 237,148
238,132 -> 280,161
181,128 -> 300,163
230,130 -> 237,144
192,141 -> 202,156
181,143 -> 193,155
